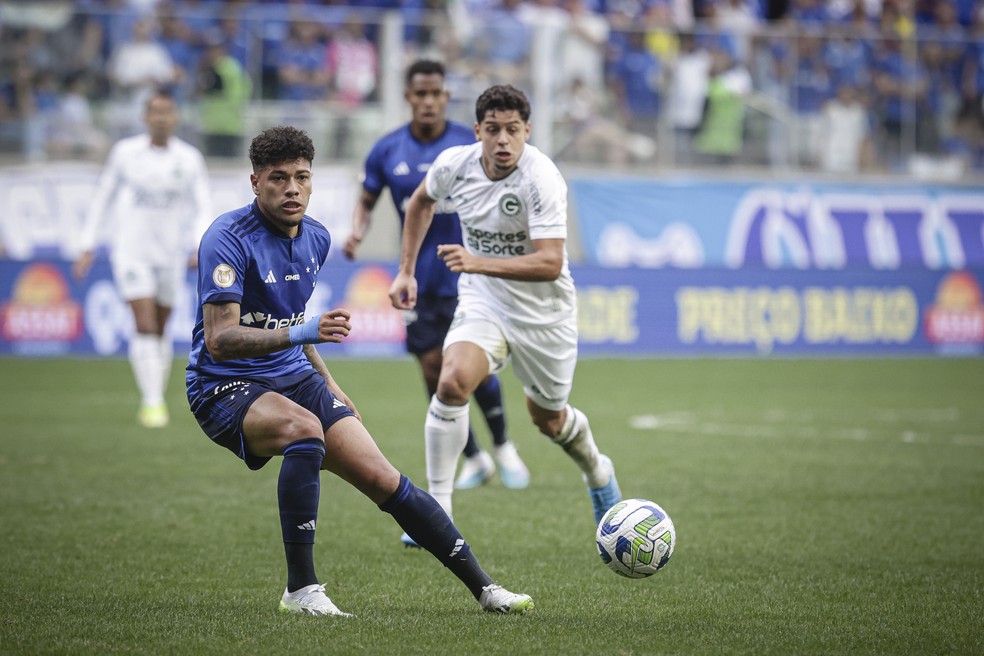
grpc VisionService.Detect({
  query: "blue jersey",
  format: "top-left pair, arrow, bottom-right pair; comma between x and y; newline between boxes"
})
362,121 -> 474,298
186,200 -> 331,389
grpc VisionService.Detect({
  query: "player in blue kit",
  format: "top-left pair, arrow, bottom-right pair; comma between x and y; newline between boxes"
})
186,125 -> 532,616
344,61 -> 530,509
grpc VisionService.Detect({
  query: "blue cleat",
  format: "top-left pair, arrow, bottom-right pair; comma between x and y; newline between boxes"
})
400,531 -> 422,549
587,455 -> 622,526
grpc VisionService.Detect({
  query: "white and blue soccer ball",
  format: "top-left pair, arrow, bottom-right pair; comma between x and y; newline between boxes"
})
596,498 -> 676,578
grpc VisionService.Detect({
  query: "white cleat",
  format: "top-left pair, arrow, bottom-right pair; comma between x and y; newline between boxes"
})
455,451 -> 496,489
479,584 -> 534,614
279,584 -> 353,617
492,442 -> 530,489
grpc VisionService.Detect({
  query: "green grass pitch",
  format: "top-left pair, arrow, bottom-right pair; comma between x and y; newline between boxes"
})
1,356 -> 982,655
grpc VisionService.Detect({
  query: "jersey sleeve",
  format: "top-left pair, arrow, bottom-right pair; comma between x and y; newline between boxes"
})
524,156 -> 568,241
78,142 -> 124,253
197,222 -> 249,305
424,145 -> 464,202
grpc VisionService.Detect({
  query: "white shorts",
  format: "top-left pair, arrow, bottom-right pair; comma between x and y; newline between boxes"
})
444,298 -> 578,411
111,258 -> 184,306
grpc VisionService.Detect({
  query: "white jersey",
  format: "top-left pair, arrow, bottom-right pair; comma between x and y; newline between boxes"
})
425,142 -> 575,327
79,134 -> 211,267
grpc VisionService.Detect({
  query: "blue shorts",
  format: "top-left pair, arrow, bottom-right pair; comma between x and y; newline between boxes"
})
187,369 -> 356,470
406,295 -> 457,355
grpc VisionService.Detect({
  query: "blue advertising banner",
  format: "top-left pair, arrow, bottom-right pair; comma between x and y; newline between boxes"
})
569,179 -> 984,271
2,259 -> 982,357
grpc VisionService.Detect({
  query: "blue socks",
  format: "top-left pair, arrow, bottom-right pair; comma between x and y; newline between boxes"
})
474,375 -> 508,447
380,475 -> 493,598
279,437 -> 325,592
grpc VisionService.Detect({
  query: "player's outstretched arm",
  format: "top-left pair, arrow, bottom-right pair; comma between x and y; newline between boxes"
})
389,181 -> 437,310
437,238 -> 565,282
343,189 -> 380,261
203,302 -> 351,361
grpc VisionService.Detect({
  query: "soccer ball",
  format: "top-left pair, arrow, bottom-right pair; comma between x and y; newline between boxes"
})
596,498 -> 676,578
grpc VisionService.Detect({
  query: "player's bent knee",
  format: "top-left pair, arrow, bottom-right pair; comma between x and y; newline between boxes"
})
436,377 -> 473,405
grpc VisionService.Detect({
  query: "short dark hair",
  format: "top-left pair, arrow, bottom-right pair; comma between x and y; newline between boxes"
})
475,84 -> 530,123
248,126 -> 315,172
405,59 -> 445,86
145,87 -> 175,110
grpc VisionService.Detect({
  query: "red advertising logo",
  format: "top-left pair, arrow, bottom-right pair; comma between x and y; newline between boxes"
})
924,271 -> 984,345
341,266 -> 406,343
1,263 -> 83,342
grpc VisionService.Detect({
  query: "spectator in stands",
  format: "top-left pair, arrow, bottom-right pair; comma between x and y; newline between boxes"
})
325,14 -> 378,158
609,29 -> 664,142
712,0 -> 761,62
667,31 -> 712,165
467,0 -> 531,86
156,9 -> 200,104
819,82 -> 873,172
197,35 -> 252,158
872,34 -> 929,166
277,19 -> 330,102
106,17 -> 178,140
696,44 -> 752,164
46,71 -> 109,160
791,31 -> 833,166
559,0 -> 611,96
215,8 -> 252,69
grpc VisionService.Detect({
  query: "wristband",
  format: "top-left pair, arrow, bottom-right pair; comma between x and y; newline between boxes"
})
288,320 -> 320,345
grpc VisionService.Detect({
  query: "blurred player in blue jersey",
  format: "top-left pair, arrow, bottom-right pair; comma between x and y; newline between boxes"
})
186,125 -> 532,617
343,61 -> 530,504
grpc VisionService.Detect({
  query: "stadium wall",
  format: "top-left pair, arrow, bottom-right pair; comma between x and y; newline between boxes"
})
1,166 -> 981,357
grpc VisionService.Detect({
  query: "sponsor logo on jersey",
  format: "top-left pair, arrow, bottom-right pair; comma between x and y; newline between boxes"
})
264,270 -> 277,284
240,310 -> 306,330
465,226 -> 528,256
213,264 -> 236,288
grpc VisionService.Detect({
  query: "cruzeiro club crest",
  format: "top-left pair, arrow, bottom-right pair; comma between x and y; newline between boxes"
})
499,193 -> 522,217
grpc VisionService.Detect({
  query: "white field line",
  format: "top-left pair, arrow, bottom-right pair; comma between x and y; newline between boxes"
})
627,413 -> 983,446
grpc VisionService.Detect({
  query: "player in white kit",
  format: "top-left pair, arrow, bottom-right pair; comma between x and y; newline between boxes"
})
388,84 -> 622,528
73,89 -> 211,428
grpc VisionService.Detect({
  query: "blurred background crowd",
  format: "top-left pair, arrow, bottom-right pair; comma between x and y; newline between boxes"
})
2,0 -> 984,179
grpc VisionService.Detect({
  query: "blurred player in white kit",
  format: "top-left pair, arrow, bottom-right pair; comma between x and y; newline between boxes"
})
74,88 -> 211,428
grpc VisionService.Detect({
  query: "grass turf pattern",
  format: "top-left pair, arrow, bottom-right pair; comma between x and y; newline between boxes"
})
1,357 -> 982,654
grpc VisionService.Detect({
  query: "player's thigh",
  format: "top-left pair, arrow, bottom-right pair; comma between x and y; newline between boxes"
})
509,321 -> 578,412
127,297 -> 162,334
322,416 -> 401,505
243,391 -> 324,457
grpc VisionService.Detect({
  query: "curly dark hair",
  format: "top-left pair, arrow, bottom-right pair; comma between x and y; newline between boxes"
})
475,85 -> 530,124
248,126 -> 315,172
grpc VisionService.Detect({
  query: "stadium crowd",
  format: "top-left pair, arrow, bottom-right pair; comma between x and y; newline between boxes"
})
1,0 -> 983,175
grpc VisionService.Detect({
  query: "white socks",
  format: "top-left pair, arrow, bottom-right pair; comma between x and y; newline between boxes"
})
554,405 -> 608,488
129,333 -> 169,407
425,396 -> 470,517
